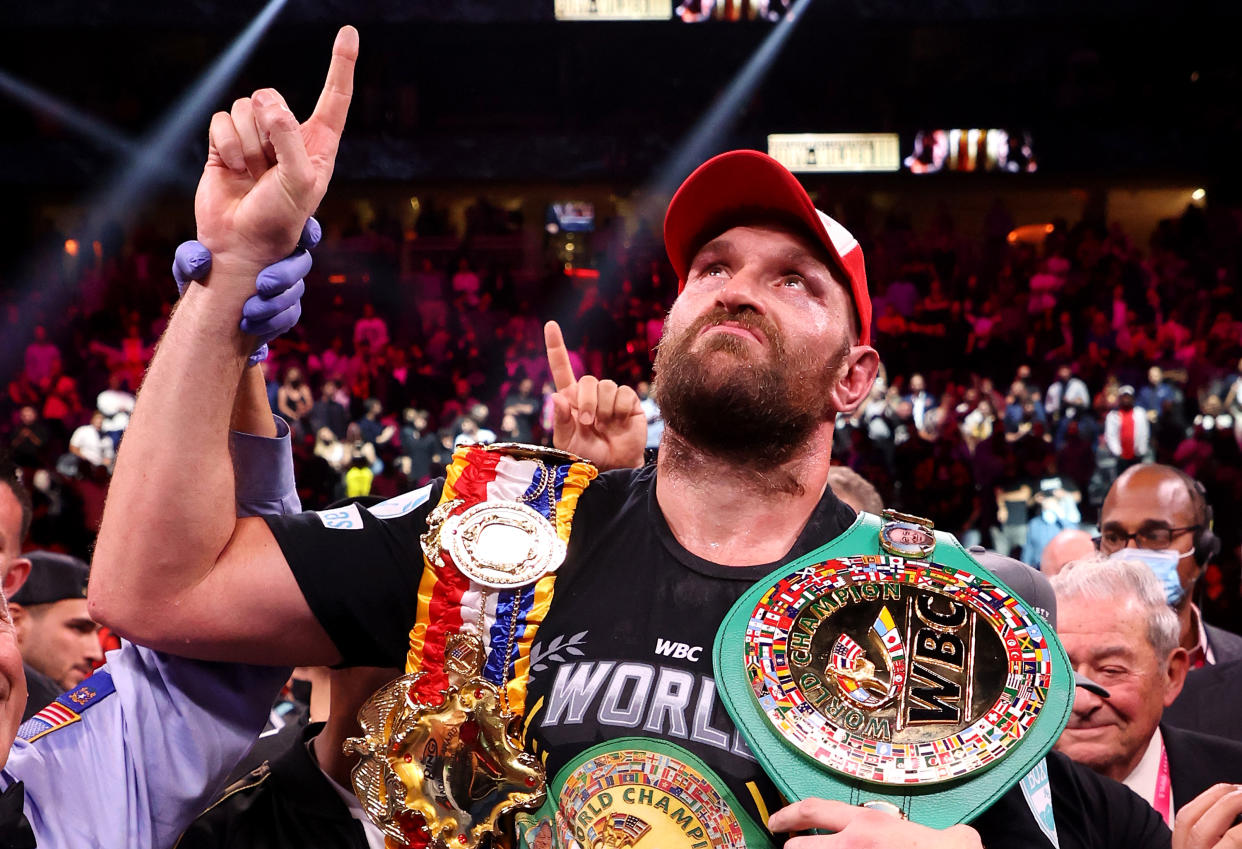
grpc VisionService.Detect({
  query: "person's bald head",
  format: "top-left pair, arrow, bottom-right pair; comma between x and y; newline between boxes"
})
1100,464 -> 1210,611
1041,529 -> 1097,576
826,465 -> 884,515
1104,464 -> 1203,518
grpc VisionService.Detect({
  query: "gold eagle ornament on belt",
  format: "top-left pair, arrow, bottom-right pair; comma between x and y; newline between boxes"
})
345,632 -> 544,848
344,443 -> 599,849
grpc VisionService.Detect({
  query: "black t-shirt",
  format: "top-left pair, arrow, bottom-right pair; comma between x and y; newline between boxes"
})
264,466 -> 1169,848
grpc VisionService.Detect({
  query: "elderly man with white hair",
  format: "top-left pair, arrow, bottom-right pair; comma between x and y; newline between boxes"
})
1050,557 -> 1242,827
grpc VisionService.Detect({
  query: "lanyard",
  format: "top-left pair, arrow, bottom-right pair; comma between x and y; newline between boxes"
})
1153,740 -> 1173,826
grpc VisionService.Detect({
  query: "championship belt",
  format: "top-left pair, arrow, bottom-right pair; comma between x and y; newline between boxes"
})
347,443 -> 598,849
714,510 -> 1074,829
513,738 -> 774,849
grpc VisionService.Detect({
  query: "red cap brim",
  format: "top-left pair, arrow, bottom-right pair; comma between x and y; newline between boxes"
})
663,149 -> 871,346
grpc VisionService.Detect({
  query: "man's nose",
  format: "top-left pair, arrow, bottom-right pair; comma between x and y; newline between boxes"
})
1071,668 -> 1105,714
715,271 -> 766,315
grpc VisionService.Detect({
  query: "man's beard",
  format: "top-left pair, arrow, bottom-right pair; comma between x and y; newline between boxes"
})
652,308 -> 847,467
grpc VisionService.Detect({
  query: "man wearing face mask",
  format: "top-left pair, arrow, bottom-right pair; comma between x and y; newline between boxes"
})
1097,464 -> 1242,669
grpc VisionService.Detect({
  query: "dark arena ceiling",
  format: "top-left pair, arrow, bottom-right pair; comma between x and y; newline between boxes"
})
2,1 -> 1239,187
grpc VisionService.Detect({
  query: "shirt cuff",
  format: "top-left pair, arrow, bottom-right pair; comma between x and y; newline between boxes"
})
229,416 -> 301,517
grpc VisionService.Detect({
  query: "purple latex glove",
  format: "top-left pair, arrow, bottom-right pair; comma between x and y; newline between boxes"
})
172,217 -> 321,366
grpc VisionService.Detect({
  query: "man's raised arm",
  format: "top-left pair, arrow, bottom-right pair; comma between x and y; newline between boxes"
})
88,27 -> 358,665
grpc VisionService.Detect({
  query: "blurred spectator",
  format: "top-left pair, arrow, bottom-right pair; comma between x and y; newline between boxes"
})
903,373 -> 935,433
1137,366 -> 1178,421
68,412 -> 114,474
1023,468 -> 1082,568
962,398 -> 997,446
308,379 -> 349,441
993,459 -> 1032,559
41,366 -> 82,435
827,465 -> 884,515
451,257 -> 481,305
355,398 -> 392,450
277,368 -> 314,435
399,409 -> 437,485
502,377 -> 540,444
1104,386 -> 1151,473
96,374 -> 135,448
10,406 -> 50,469
1041,528 -> 1096,575
1045,364 -> 1091,421
352,302 -> 389,352
455,403 -> 496,447
344,449 -> 373,498
23,325 -> 61,387
314,428 -> 349,474
454,418 -> 488,448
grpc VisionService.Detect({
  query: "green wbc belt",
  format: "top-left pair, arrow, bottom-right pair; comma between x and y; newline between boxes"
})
713,510 -> 1073,829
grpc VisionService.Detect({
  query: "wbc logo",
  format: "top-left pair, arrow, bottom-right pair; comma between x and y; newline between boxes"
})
827,606 -> 907,709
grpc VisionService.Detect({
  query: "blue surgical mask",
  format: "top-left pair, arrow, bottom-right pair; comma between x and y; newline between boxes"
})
1109,548 -> 1194,606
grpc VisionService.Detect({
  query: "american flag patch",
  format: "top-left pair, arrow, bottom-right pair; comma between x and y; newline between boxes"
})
17,669 -> 115,743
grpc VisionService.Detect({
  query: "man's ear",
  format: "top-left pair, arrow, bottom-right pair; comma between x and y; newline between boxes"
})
1163,646 -> 1190,707
829,346 -> 881,416
3,557 -> 30,600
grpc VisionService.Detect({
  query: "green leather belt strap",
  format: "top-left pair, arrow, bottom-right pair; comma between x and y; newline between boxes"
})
713,510 -> 1073,830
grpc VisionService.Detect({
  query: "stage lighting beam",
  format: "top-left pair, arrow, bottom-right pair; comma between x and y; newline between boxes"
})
643,0 -> 813,209
83,0 -> 288,235
0,69 -> 137,158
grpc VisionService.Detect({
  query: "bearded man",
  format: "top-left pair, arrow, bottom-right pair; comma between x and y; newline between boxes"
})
90,28 -> 1170,849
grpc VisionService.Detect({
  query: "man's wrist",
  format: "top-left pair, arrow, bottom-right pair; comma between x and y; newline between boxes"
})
176,284 -> 258,358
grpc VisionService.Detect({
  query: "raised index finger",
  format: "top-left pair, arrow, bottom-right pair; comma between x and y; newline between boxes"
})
307,26 -> 358,141
544,320 -> 576,392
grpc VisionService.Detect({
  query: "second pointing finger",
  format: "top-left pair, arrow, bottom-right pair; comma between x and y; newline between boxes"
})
230,97 -> 270,181
577,375 -> 598,425
208,111 -> 245,173
597,380 -> 619,420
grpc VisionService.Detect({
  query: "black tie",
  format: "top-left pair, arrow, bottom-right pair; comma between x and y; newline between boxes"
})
0,782 -> 36,849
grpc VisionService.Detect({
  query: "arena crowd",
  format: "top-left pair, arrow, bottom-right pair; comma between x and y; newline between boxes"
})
3,185 -> 1240,635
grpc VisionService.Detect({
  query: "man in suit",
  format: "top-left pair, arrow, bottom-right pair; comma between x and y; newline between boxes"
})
1097,463 -> 1242,668
1051,556 -> 1242,825
1161,658 -> 1242,743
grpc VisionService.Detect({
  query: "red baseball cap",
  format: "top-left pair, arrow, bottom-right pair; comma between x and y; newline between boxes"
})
663,149 -> 872,346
